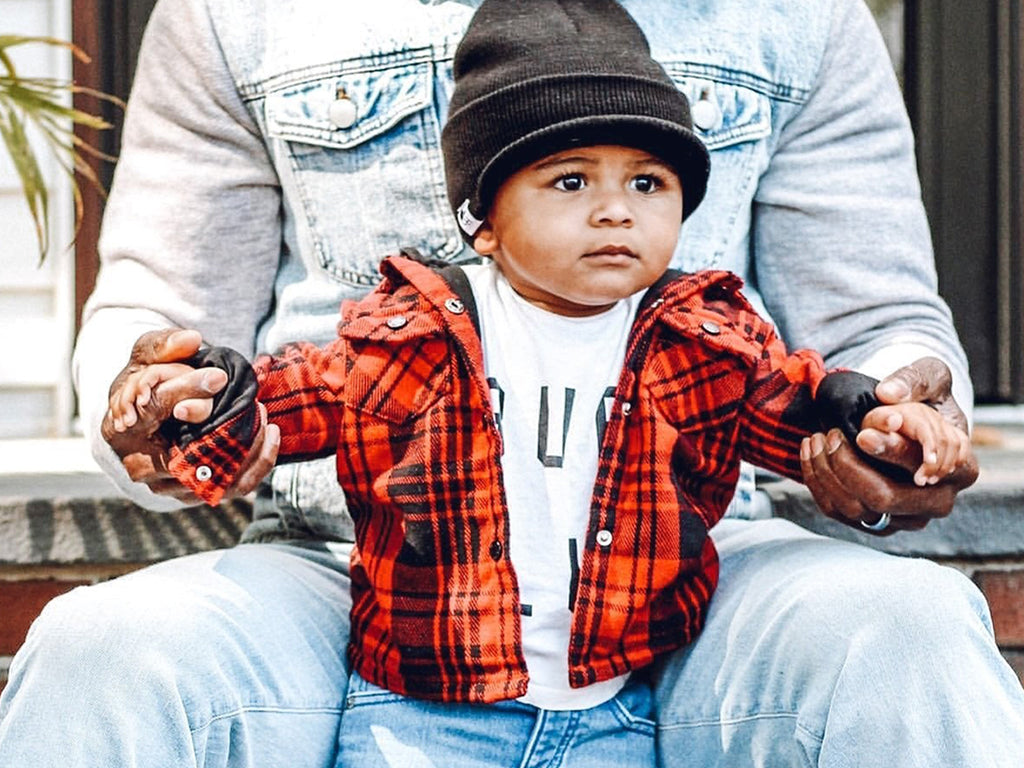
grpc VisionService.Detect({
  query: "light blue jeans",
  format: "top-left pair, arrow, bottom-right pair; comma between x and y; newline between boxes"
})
1,520 -> 1023,767
338,670 -> 654,767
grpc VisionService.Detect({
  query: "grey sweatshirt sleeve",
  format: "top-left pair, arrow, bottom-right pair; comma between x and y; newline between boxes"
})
752,0 -> 973,417
72,0 -> 282,509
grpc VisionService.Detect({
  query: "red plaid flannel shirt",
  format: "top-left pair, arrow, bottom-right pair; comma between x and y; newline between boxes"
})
170,255 -> 840,703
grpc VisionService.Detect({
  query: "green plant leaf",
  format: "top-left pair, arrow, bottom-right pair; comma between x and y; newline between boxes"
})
0,34 -> 119,262
0,103 -> 49,254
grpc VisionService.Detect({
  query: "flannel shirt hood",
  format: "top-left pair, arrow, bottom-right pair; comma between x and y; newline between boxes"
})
168,255 -> 877,703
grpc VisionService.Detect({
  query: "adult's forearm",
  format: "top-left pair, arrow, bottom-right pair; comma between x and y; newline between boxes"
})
753,0 -> 970,406
84,0 -> 282,352
74,0 -> 284,506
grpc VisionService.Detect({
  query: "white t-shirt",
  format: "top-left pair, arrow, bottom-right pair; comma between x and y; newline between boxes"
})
464,261 -> 642,711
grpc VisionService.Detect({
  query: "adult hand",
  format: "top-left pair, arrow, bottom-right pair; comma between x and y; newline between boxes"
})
799,357 -> 979,535
101,328 -> 279,503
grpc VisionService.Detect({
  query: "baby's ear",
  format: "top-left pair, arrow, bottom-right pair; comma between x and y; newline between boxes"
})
471,222 -> 498,257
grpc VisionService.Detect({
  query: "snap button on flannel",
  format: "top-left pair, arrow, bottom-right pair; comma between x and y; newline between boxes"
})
328,89 -> 357,129
195,465 -> 212,482
444,298 -> 465,314
489,540 -> 503,560
700,320 -> 721,335
386,315 -> 408,329
622,401 -> 632,416
596,529 -> 613,547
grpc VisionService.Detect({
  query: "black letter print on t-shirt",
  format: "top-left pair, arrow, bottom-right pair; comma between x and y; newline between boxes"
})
538,386 -> 575,467
568,537 -> 581,611
487,377 -> 505,437
594,386 -> 617,445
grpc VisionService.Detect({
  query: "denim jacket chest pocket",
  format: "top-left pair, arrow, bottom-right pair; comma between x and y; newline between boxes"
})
265,55 -> 463,288
665,70 -> 773,273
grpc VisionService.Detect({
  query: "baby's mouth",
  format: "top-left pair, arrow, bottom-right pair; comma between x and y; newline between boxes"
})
584,245 -> 638,258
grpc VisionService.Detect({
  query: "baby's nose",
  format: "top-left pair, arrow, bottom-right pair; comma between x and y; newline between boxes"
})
591,192 -> 634,225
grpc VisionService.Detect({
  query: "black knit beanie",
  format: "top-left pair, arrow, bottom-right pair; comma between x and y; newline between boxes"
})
442,0 -> 710,241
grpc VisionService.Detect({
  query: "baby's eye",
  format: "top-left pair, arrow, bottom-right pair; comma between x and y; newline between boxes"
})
554,173 -> 586,192
630,174 -> 662,194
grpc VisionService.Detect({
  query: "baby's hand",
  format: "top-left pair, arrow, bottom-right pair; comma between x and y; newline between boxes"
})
858,402 -> 973,487
108,363 -> 201,433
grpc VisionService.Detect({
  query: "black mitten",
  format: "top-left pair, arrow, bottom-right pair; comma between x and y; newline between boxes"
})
159,346 -> 258,448
814,370 -> 911,480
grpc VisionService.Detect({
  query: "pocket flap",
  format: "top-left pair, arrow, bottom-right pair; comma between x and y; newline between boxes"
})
266,60 -> 433,149
667,73 -> 772,151
338,286 -> 445,344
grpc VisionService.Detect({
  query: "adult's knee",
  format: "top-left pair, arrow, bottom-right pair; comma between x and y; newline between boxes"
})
788,554 -> 991,655
15,568 -> 228,694
651,535 -> 1022,765
674,548 -> 996,709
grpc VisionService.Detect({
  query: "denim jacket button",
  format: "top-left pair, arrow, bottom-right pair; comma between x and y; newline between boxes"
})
692,89 -> 721,132
328,96 -> 358,129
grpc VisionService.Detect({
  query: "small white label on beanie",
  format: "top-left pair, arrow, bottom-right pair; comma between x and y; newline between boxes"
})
456,199 -> 484,236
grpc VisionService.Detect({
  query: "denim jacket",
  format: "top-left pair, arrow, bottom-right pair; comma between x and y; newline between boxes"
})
75,0 -> 970,538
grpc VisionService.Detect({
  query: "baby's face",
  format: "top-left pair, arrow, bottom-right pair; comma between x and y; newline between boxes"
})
472,145 -> 683,316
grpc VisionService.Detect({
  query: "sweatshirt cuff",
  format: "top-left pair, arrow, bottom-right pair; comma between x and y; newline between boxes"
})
855,342 -> 973,429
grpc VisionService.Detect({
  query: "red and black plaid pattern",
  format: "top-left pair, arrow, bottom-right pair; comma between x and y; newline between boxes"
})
167,347 -> 262,505
171,256 -> 845,703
